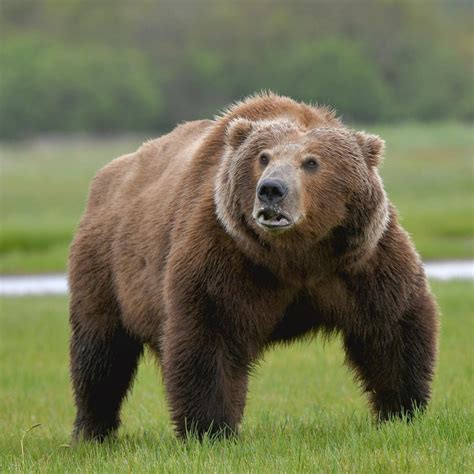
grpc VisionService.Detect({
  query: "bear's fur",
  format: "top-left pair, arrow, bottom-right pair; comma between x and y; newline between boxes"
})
69,92 -> 438,441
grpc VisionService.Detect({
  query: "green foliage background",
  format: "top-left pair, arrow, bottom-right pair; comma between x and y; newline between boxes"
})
0,0 -> 472,138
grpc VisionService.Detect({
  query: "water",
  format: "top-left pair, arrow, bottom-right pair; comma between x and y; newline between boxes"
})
423,260 -> 474,281
0,261 -> 472,296
0,274 -> 67,296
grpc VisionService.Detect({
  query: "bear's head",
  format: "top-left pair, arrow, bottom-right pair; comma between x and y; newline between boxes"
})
215,118 -> 389,261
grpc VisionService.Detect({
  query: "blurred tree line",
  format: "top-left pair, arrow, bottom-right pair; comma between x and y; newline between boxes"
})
0,0 -> 472,138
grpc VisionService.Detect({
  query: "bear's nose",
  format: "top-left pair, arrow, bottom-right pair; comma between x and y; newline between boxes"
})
257,179 -> 288,205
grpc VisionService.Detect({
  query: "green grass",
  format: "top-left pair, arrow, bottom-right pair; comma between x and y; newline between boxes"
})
372,123 -> 474,260
1,123 -> 473,273
0,280 -> 473,472
0,135 -> 146,274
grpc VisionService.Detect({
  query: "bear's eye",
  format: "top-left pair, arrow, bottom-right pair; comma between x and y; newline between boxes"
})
303,156 -> 319,171
259,152 -> 270,166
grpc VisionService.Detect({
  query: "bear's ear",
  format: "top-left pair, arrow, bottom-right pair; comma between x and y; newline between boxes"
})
355,131 -> 385,168
225,118 -> 254,149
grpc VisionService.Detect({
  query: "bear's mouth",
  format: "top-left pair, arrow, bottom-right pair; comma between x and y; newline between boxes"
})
255,208 -> 292,230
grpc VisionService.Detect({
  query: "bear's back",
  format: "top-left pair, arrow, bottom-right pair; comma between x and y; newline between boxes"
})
85,119 -> 215,214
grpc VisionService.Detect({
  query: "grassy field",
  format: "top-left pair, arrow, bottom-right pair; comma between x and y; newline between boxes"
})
1,123 -> 473,273
0,280 -> 473,472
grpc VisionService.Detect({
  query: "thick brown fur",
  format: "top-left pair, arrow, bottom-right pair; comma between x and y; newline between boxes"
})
69,92 -> 439,441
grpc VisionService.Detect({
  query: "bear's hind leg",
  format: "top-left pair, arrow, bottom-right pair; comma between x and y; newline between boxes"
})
70,319 -> 143,442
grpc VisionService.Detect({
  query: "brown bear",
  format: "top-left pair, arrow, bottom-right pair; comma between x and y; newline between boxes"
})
68,92 -> 439,441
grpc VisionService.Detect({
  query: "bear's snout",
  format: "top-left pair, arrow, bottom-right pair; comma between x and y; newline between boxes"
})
257,179 -> 288,205
254,177 -> 295,231
253,167 -> 302,232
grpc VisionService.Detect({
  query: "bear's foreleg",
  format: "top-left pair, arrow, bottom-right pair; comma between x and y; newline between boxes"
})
343,291 -> 438,421
161,314 -> 249,439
